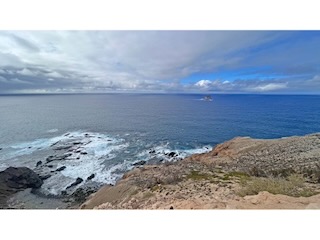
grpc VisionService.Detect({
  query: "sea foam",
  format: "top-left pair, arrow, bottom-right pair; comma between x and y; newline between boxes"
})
2,131 -> 212,195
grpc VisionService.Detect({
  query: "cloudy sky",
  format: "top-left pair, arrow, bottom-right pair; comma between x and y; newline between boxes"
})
0,31 -> 319,94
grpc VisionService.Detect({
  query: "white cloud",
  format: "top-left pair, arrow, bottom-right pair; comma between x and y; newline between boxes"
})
0,31 -> 319,93
250,83 -> 288,92
192,79 -> 290,93
195,80 -> 212,88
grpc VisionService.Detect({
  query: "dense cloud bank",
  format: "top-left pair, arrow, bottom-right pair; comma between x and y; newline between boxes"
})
0,31 -> 319,94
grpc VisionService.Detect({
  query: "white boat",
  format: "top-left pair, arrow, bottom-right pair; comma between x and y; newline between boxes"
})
202,95 -> 213,101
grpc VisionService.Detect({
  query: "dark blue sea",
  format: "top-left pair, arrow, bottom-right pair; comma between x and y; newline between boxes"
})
0,94 -> 319,195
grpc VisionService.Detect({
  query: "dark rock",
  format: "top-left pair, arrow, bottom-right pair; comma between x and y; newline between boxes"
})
61,190 -> 67,195
0,167 -> 43,203
76,157 -> 80,160
28,146 -> 32,149
149,150 -> 156,154
46,153 -> 72,163
168,152 -> 176,158
0,167 -> 43,189
73,142 -> 81,145
169,206 -> 174,210
0,148 -> 2,151
66,177 -> 83,189
81,152 -> 88,155
47,165 -> 53,168
133,160 -> 147,167
46,155 -> 63,163
87,174 -> 95,180
46,156 -> 54,162
56,166 -> 66,172
40,174 -> 51,180
36,161 -> 43,167
71,187 -> 96,203
50,141 -> 60,147
53,145 -> 73,151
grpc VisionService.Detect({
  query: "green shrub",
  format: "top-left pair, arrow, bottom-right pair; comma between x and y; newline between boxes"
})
186,171 -> 213,181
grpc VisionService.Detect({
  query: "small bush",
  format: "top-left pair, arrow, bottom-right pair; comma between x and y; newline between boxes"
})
142,191 -> 155,199
270,168 -> 296,178
186,171 -> 213,181
248,166 -> 267,177
223,171 -> 250,180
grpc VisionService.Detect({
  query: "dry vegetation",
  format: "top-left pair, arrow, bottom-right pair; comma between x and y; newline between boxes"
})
238,174 -> 318,197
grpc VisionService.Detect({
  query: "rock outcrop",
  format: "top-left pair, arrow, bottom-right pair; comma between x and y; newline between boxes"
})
0,167 -> 43,206
81,133 -> 320,209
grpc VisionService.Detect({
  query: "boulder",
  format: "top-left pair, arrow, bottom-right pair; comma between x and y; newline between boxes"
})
36,161 -> 43,167
168,152 -> 177,158
56,166 -> 66,172
133,160 -> 147,167
87,174 -> 95,180
39,174 -> 51,180
0,167 -> 43,204
0,167 -> 43,189
71,188 -> 96,203
66,177 -> 83,189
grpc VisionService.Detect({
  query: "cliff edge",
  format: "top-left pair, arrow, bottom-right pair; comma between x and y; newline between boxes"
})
81,133 -> 320,209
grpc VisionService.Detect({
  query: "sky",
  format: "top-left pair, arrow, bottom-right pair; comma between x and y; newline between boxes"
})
0,31 -> 320,94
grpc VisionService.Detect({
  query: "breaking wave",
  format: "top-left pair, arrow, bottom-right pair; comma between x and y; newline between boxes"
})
0,131 -> 212,195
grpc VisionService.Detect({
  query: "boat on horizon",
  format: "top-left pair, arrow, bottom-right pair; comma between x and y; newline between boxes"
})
202,95 -> 213,101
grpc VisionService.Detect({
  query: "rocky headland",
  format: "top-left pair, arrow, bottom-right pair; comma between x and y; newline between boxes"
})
1,132 -> 320,209
81,133 -> 320,209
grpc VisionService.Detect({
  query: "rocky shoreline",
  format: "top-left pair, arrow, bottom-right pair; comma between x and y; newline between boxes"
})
0,166 -> 99,209
1,132 -> 320,209
81,133 -> 320,209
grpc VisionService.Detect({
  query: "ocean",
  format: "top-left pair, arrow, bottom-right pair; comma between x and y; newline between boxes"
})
0,94 -> 320,196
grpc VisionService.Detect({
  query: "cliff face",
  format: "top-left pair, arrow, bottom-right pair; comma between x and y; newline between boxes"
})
81,133 -> 320,209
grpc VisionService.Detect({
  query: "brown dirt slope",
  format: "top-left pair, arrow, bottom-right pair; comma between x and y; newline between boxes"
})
81,133 -> 320,209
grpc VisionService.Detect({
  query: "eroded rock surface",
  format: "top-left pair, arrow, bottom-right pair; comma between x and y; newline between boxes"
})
81,133 -> 320,209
